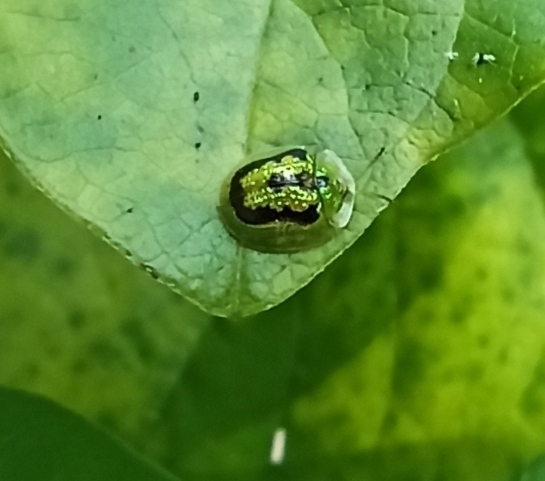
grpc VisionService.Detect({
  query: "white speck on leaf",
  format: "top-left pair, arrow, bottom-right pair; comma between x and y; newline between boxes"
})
270,427 -> 287,465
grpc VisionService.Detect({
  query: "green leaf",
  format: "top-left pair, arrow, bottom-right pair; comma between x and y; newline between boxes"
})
148,118 -> 545,481
1,1 -> 545,316
3,90 -> 545,480
0,387 -> 177,481
0,146 -> 209,445
521,455 -> 545,481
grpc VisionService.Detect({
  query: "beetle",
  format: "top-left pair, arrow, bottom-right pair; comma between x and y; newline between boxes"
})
217,146 -> 355,254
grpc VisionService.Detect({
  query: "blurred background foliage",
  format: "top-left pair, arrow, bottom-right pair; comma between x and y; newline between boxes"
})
3,86 -> 545,480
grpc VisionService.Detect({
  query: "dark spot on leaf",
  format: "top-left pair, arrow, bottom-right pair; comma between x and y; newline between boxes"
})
517,238 -> 533,254
93,74 -> 98,81
47,346 -> 60,358
5,180 -> 21,196
25,363 -> 39,380
381,409 -> 399,434
418,254 -> 443,291
69,310 -> 86,329
88,340 -> 122,367
121,317 -> 154,361
442,194 -> 466,217
467,363 -> 484,382
498,348 -> 509,364
392,339 -> 429,395
197,124 -> 205,134
521,358 -> 545,416
417,306 -> 435,325
53,256 -> 76,277
475,266 -> 487,280
193,91 -> 200,102
72,358 -> 90,374
478,335 -> 490,348
125,207 -> 134,214
502,287 -> 516,302
97,114 -> 102,120
3,227 -> 41,260
143,264 -> 160,280
431,30 -> 437,36
97,411 -> 119,430
450,297 -> 470,324
128,45 -> 136,53
521,387 -> 544,415
195,142 -> 202,150
317,76 -> 323,83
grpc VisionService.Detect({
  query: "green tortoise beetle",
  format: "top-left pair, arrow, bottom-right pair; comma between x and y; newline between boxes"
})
218,146 -> 356,254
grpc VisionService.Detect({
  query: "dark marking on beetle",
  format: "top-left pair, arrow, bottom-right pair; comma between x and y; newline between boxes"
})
195,142 -> 202,150
267,173 -> 284,188
315,175 -> 328,189
298,171 -> 314,188
193,91 -> 200,102
229,148 -> 320,226
267,169 -> 312,190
